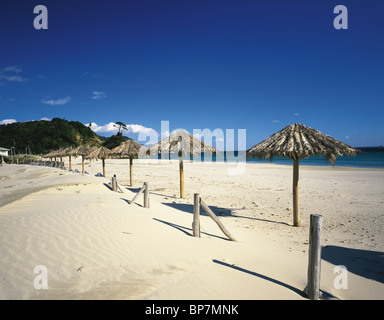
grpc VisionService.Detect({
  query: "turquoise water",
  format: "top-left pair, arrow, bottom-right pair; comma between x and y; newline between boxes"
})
245,152 -> 384,169
149,151 -> 384,169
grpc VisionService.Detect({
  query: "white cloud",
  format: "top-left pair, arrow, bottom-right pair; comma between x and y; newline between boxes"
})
272,120 -> 280,123
345,136 -> 349,139
91,91 -> 106,100
40,117 -> 52,121
0,119 -> 17,125
42,96 -> 71,105
0,65 -> 28,82
88,122 -> 118,133
126,124 -> 158,136
3,65 -> 22,73
293,112 -> 300,116
88,121 -> 157,137
0,74 -> 28,82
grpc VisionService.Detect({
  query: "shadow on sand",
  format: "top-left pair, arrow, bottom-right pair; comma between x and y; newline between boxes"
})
103,183 -> 112,191
153,218 -> 229,241
162,202 -> 233,217
212,259 -> 306,298
322,245 -> 384,284
163,202 -> 291,227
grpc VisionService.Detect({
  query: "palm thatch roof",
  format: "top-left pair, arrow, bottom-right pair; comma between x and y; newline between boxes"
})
247,123 -> 360,164
86,146 -> 111,160
110,139 -> 144,158
51,146 -> 73,158
58,146 -> 74,156
148,130 -> 217,157
44,147 -> 71,158
68,145 -> 95,157
44,150 -> 56,158
44,149 -> 62,158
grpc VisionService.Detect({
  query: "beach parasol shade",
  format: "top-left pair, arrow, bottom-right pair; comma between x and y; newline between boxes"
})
54,147 -> 73,168
148,130 -> 217,158
85,146 -> 111,177
147,130 -> 217,198
110,139 -> 145,187
44,150 -> 57,166
247,123 -> 361,227
60,146 -> 74,169
48,149 -> 62,166
69,145 -> 94,174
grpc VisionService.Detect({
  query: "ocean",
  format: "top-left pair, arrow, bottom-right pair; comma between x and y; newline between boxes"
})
151,151 -> 384,169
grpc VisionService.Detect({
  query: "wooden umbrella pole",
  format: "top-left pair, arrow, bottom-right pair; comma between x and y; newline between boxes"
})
82,156 -> 85,174
129,157 -> 133,187
102,158 -> 106,177
293,158 -> 300,227
69,156 -> 72,169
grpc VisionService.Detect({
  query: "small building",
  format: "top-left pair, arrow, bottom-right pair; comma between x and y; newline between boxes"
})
0,147 -> 10,157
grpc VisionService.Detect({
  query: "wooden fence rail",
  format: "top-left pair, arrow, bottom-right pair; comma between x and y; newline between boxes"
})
193,193 -> 237,242
129,182 -> 149,208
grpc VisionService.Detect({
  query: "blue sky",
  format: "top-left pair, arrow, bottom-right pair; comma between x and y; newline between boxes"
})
0,0 -> 383,149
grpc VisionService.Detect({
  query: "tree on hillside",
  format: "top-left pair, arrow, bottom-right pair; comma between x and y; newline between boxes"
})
114,121 -> 128,135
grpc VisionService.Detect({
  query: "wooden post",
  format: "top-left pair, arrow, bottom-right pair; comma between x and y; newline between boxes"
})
129,157 -> 133,187
130,183 -> 146,205
102,158 -> 106,177
293,158 -> 300,227
193,193 -> 201,237
200,199 -> 237,242
144,182 -> 149,208
307,214 -> 323,300
69,156 -> 72,169
112,176 -> 117,192
179,155 -> 184,198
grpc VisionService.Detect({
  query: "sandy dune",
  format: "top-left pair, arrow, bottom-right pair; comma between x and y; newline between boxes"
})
0,160 -> 383,300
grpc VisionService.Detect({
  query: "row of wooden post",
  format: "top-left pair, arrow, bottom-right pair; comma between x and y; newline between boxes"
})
194,192 -> 323,300
111,174 -> 323,300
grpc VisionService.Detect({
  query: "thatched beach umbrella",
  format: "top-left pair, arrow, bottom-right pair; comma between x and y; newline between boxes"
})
110,139 -> 144,187
54,147 -> 71,168
247,123 -> 360,227
49,149 -> 62,167
58,146 -> 73,169
44,150 -> 56,166
86,146 -> 110,177
148,130 -> 217,198
69,145 -> 94,174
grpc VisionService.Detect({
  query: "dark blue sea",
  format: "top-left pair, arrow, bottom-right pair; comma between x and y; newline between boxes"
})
152,151 -> 384,169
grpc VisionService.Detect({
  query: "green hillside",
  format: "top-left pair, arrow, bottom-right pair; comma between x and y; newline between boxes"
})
0,118 -> 103,154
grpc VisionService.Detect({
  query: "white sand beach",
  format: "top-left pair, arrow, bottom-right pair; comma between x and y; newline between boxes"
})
0,159 -> 383,300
